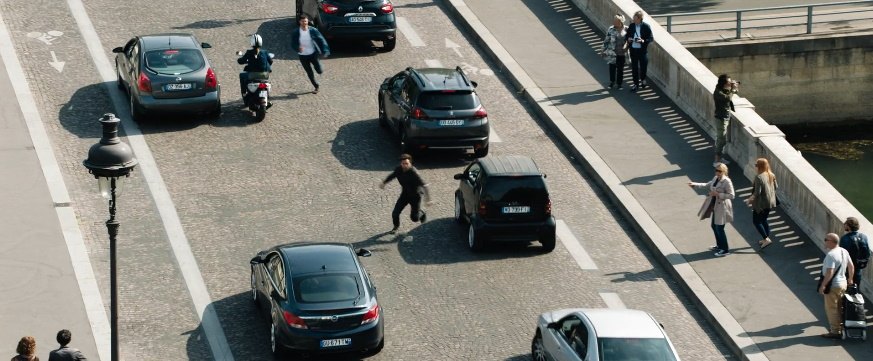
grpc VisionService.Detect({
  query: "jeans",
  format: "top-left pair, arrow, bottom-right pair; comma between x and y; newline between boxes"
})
715,116 -> 730,157
609,56 -> 625,85
711,217 -> 728,252
392,193 -> 425,228
299,53 -> 323,88
629,48 -> 648,86
238,72 -> 249,97
824,284 -> 847,333
752,208 -> 771,239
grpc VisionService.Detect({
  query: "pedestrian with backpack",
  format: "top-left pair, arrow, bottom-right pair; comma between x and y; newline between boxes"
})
839,217 -> 871,286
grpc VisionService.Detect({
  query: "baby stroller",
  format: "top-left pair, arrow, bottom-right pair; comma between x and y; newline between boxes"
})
842,285 -> 867,340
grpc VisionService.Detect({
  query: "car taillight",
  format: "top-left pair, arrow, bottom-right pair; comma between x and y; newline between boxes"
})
361,303 -> 380,325
472,105 -> 487,119
137,72 -> 151,92
545,199 -> 552,216
411,107 -> 428,120
257,82 -> 268,90
380,2 -> 394,14
478,200 -> 487,216
205,68 -> 217,90
321,3 -> 339,14
283,310 -> 308,329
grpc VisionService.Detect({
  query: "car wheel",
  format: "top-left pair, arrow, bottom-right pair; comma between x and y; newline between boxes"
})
364,338 -> 384,356
378,97 -> 388,127
383,37 -> 396,52
271,318 -> 286,358
115,63 -> 124,91
473,144 -> 489,158
468,224 -> 484,252
250,268 -> 258,303
531,332 -> 546,361
254,104 -> 266,122
207,102 -> 222,120
540,232 -> 556,253
129,92 -> 145,122
454,193 -> 466,224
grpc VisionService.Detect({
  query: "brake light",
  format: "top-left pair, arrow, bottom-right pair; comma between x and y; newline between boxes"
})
257,82 -> 268,90
381,2 -> 394,14
361,303 -> 380,325
411,107 -> 428,120
472,105 -> 487,119
478,200 -> 487,216
283,310 -> 308,329
321,3 -> 339,14
137,72 -> 151,92
205,68 -> 217,90
545,199 -> 552,216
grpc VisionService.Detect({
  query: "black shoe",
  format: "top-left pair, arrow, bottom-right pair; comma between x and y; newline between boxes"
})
607,82 -> 614,89
313,86 -> 319,94
420,212 -> 427,224
266,102 -> 273,109
630,84 -> 638,92
388,227 -> 398,235
641,80 -> 648,88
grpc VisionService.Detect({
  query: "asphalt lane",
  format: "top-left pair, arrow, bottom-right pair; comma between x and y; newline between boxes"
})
3,0 -> 730,359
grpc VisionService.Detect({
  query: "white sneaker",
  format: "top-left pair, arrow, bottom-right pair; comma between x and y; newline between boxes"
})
714,250 -> 730,257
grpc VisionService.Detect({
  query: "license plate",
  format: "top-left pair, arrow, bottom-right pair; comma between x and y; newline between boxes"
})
439,119 -> 464,126
502,206 -> 530,214
165,83 -> 192,91
320,338 -> 352,348
258,90 -> 268,98
348,16 -> 372,23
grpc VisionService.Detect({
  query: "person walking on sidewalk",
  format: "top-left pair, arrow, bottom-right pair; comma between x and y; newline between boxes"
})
746,158 -> 777,250
11,336 -> 39,361
713,74 -> 738,167
819,232 -> 854,339
291,15 -> 330,94
48,330 -> 87,361
625,10 -> 653,92
601,14 -> 627,90
688,162 -> 735,257
379,154 -> 432,234
839,217 -> 870,287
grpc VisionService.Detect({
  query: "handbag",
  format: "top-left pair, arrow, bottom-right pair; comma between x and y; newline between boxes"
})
816,273 -> 834,294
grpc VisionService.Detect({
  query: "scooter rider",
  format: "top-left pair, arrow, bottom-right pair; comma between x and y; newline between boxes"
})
237,34 -> 273,103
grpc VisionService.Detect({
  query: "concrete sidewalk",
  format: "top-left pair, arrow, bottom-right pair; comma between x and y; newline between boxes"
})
444,0 -> 871,360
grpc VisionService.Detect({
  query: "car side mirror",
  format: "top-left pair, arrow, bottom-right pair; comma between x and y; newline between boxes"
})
356,248 -> 372,257
453,173 -> 464,180
250,256 -> 264,265
543,174 -> 547,178
270,289 -> 285,301
201,42 -> 212,49
112,47 -> 123,53
471,81 -> 478,88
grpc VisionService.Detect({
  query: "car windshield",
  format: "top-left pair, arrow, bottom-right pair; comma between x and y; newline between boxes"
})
293,273 -> 360,303
417,91 -> 478,110
485,176 -> 547,202
144,49 -> 203,75
598,338 -> 678,361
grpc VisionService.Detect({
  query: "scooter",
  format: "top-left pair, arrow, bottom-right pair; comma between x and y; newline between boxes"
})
236,51 -> 275,122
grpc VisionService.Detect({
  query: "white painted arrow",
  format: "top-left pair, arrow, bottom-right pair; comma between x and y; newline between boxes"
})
49,51 -> 65,73
445,38 -> 463,58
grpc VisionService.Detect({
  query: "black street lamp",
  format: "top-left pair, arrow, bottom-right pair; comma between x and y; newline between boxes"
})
83,113 -> 137,361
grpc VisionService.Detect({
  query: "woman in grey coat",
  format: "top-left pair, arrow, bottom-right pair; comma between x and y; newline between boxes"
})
688,162 -> 735,257
746,158 -> 778,249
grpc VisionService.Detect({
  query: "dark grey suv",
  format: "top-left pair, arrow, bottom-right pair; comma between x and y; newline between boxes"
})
453,155 -> 556,252
378,66 -> 490,157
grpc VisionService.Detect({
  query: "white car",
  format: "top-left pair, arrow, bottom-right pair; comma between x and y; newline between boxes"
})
531,308 -> 681,361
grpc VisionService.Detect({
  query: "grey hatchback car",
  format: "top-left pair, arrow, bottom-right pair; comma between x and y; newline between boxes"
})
113,33 -> 221,121
378,66 -> 490,157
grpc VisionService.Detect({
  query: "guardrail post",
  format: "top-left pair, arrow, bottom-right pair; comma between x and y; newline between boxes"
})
807,6 -> 813,34
736,11 -> 742,39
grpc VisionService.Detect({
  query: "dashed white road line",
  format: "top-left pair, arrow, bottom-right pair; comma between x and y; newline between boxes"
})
599,292 -> 627,309
425,59 -> 443,68
557,220 -> 597,270
0,11 -> 111,361
65,0 -> 234,360
490,128 -> 502,143
396,17 -> 426,47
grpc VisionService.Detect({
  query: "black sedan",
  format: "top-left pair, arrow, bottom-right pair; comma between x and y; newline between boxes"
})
250,243 -> 384,358
296,0 -> 397,51
113,33 -> 221,121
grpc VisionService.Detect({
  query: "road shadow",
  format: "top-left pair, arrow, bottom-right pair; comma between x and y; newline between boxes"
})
186,292 -> 271,361
503,354 -> 531,361
173,16 -> 288,30
604,268 -> 661,282
59,83 -> 116,139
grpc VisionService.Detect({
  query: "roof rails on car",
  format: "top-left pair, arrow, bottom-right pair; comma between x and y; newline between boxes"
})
455,66 -> 471,86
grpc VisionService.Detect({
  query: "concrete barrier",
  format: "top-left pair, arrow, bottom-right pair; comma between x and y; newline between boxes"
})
569,0 -> 872,294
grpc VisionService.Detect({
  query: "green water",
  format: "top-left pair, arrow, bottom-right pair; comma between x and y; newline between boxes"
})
798,142 -> 873,219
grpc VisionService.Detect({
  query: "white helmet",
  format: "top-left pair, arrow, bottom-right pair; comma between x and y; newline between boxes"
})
250,34 -> 263,48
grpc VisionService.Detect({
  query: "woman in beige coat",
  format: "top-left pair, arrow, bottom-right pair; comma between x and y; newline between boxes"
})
688,162 -> 735,256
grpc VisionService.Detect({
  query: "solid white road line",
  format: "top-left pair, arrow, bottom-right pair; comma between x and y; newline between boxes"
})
599,292 -> 627,309
65,0 -> 234,360
556,220 -> 597,270
396,17 -> 426,47
0,11 -> 110,361
425,59 -> 443,68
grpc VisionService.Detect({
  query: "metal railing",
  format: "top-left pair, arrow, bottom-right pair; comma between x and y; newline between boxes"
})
652,0 -> 873,40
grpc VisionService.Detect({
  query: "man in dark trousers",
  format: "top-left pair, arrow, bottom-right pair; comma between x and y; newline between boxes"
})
625,10 -> 653,92
379,154 -> 432,234
839,217 -> 871,286
48,329 -> 88,361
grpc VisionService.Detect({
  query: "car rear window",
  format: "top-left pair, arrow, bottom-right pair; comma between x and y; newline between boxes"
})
417,91 -> 478,110
144,49 -> 204,75
294,273 -> 360,303
485,176 -> 547,202
598,338 -> 678,361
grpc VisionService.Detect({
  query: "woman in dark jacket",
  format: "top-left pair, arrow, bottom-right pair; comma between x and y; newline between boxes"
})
746,158 -> 778,249
713,74 -> 738,167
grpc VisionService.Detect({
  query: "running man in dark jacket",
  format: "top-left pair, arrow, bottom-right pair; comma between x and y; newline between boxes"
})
379,154 -> 432,234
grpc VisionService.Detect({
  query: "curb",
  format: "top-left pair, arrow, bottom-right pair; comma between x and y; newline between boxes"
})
441,0 -> 769,360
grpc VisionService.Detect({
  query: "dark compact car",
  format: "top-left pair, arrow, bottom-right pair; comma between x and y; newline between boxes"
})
379,66 -> 490,157
113,33 -> 221,121
296,0 -> 397,51
250,243 -> 384,358
453,155 -> 556,252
